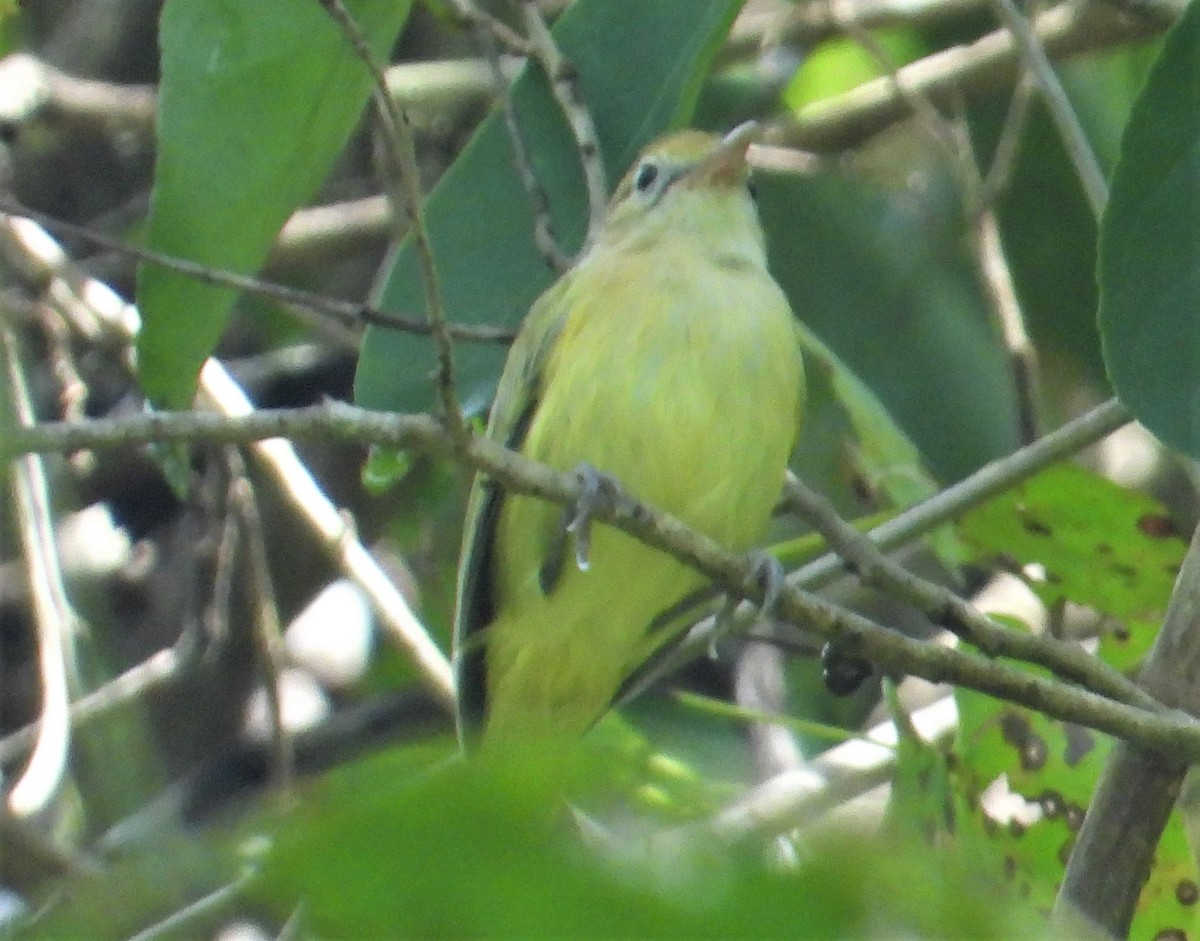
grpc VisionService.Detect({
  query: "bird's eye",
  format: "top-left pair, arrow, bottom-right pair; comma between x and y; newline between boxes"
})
634,161 -> 659,193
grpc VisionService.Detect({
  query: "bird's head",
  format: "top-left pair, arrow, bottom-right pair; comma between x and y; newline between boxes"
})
598,122 -> 764,254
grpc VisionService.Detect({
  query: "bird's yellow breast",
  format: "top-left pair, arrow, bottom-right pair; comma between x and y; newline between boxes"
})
481,220 -> 804,742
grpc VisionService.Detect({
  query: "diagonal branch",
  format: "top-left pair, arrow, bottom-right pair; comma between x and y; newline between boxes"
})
987,0 -> 1109,219
774,1 -> 1164,152
8,400 -> 1200,763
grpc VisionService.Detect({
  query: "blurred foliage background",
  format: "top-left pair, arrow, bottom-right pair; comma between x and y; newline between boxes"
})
0,0 -> 1197,937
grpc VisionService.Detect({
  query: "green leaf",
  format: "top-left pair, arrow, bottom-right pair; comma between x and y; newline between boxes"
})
252,745 -> 1046,939
796,322 -> 936,511
951,688 -> 1200,938
952,689 -> 1107,916
756,169 -> 1020,485
137,0 -> 413,409
1098,0 -> 1200,457
958,463 -> 1185,670
361,445 -> 414,495
795,321 -> 964,566
881,682 -> 956,847
353,0 -> 747,415
783,27 -> 925,111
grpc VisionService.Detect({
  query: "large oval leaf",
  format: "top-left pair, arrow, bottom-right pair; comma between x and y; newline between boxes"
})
137,0 -> 412,409
353,0 -> 746,416
1098,0 -> 1200,457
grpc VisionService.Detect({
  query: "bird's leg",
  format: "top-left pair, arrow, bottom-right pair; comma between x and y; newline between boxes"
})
743,551 -> 874,695
539,463 -> 620,593
566,462 -> 621,572
705,550 -> 787,657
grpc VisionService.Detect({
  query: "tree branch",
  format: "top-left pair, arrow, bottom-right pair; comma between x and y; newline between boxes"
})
773,1 -> 1165,152
6,401 -> 1200,763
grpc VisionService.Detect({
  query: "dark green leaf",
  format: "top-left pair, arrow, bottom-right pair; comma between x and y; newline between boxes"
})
137,0 -> 412,408
353,0 -> 746,415
1098,0 -> 1200,456
757,169 -> 1020,485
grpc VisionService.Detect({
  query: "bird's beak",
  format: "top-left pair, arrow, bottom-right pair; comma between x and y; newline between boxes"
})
691,121 -> 762,187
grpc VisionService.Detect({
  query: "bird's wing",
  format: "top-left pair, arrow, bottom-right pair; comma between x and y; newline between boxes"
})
452,274 -> 575,732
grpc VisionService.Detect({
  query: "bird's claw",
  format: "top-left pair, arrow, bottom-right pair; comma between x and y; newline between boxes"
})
565,463 -> 619,572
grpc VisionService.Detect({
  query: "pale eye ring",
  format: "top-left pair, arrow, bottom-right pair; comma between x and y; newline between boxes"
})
634,161 -> 659,193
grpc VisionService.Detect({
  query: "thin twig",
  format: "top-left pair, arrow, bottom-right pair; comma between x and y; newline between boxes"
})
0,212 -> 457,710
974,208 -> 1041,442
441,0 -> 532,55
0,647 -> 184,765
473,12 -> 573,273
980,74 -> 1036,204
725,0 -> 991,58
316,0 -> 465,437
228,453 -> 295,792
781,472 -> 1154,710
828,0 -> 965,167
206,478 -> 242,652
987,0 -> 1109,219
520,0 -> 608,248
125,869 -> 256,941
702,695 -> 958,843
1,325 -> 77,819
630,399 -> 1133,693
793,398 -> 1132,590
773,1 -> 1163,152
0,201 -> 513,345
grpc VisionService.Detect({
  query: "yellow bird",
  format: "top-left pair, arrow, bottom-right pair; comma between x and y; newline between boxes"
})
454,123 -> 805,746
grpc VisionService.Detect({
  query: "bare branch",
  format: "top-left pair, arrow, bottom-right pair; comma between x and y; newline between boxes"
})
773,2 -> 1164,152
793,398 -> 1132,590
1,325 -> 77,819
0,201 -> 513,344
520,0 -> 608,248
974,208 -> 1041,442
473,11 -> 574,273
781,472 -> 1154,710
5,400 -> 1197,761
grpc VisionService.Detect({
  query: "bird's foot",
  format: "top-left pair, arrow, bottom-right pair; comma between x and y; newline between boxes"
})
706,551 -> 787,657
540,463 -> 620,592
566,463 -> 621,572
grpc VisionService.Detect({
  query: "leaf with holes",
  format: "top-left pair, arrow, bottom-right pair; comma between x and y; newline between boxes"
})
958,463 -> 1184,671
